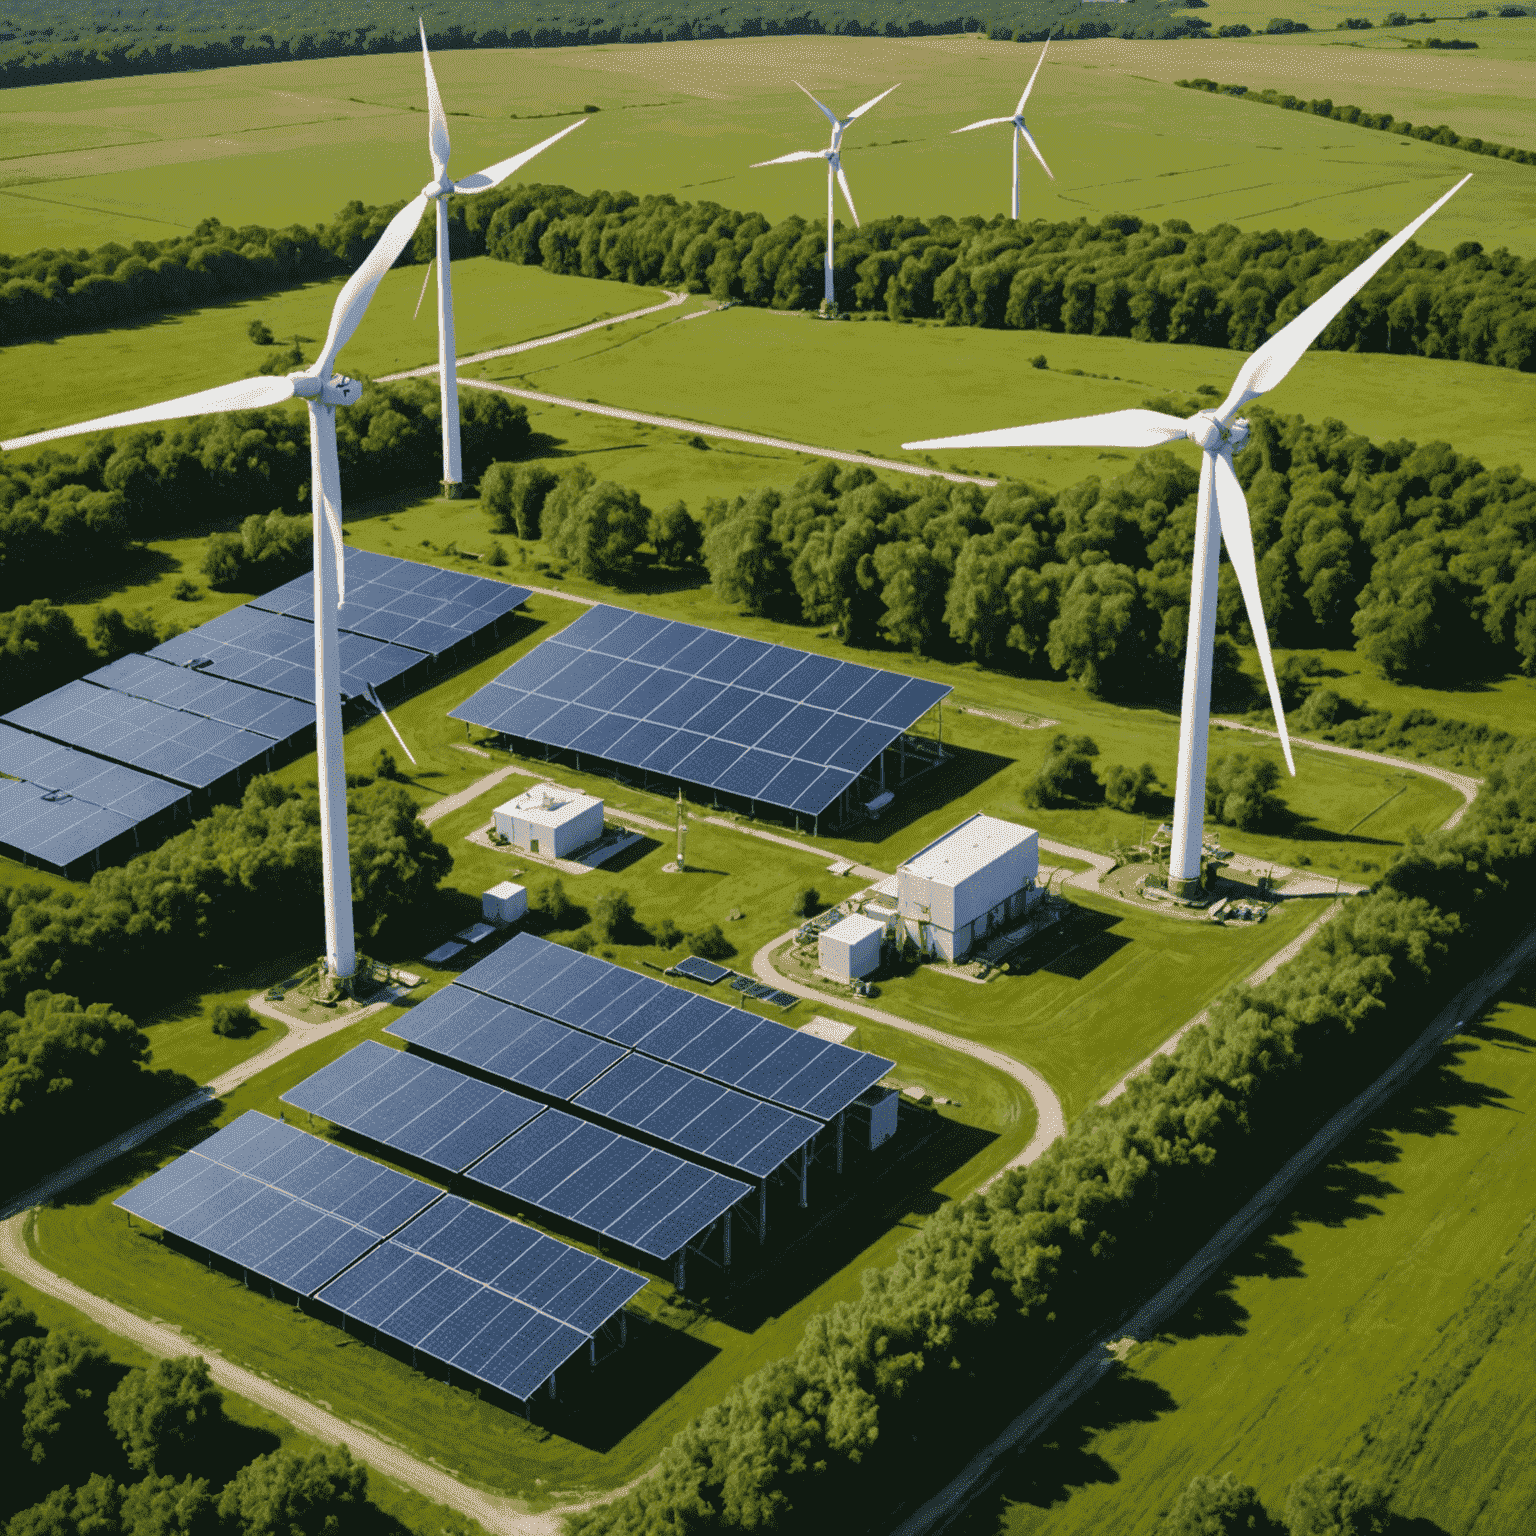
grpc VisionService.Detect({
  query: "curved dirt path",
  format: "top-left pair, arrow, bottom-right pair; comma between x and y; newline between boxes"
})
1213,718 -> 1481,830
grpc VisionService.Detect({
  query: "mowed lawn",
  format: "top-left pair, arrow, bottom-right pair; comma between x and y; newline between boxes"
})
2,32 -> 1530,256
955,975 -> 1536,1536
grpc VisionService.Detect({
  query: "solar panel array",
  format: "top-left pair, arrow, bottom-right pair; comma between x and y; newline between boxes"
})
287,1041 -> 752,1256
0,776 -> 140,877
0,724 -> 190,823
4,680 -> 280,791
87,654 -> 314,742
450,603 -> 950,816
673,957 -> 731,985
457,935 -> 893,1122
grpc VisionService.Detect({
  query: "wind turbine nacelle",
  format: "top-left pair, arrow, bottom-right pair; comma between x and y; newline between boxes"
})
423,172 -> 455,200
1188,410 -> 1251,456
291,374 -> 362,407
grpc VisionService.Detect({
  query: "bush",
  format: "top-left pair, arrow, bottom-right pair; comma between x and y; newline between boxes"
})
106,1355 -> 221,1474
794,887 -> 822,918
1283,1466 -> 1388,1535
201,510 -> 310,591
649,500 -> 702,566
1205,752 -> 1285,830
530,878 -> 575,929
1101,761 -> 1157,813
1157,1472 -> 1271,1534
687,923 -> 735,961
246,320 -> 274,346
209,1002 -> 257,1039
216,1445 -> 368,1536
369,748 -> 400,781
656,917 -> 683,949
1030,733 -> 1102,806
480,460 -> 556,539
593,888 -> 636,943
486,540 -> 507,567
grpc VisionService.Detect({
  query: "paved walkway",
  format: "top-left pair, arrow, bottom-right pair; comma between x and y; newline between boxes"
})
893,925 -> 1536,1536
419,763 -> 528,827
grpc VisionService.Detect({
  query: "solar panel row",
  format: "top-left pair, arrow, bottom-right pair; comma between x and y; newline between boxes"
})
0,775 -> 139,875
450,603 -> 949,817
0,724 -> 190,822
87,654 -> 314,742
456,935 -> 892,1122
285,1042 -> 753,1255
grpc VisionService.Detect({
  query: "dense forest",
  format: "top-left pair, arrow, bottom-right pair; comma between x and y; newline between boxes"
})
486,404 -> 1536,686
8,184 -> 1533,374
568,740 -> 1536,1532
0,378 -> 528,614
0,0 -> 1195,88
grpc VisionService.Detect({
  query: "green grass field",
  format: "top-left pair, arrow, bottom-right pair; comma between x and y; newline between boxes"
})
3,30 -> 1531,257
953,972 -> 1536,1536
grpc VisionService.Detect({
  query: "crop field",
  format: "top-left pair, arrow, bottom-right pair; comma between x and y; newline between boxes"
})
953,973 -> 1536,1536
3,29 -> 1533,257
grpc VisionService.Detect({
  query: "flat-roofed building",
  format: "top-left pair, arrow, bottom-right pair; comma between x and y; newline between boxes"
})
896,813 -> 1039,961
820,912 -> 885,982
492,783 -> 603,858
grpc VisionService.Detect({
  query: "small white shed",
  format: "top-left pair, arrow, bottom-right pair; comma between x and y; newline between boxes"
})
492,783 -> 604,858
819,912 -> 885,982
482,881 -> 527,924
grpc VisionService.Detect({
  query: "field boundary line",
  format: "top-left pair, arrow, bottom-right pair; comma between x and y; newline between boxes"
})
891,924 -> 1536,1536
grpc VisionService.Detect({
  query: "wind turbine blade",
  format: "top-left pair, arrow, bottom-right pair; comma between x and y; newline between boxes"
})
314,192 -> 430,376
904,407 -> 1188,452
419,18 -> 451,181
312,404 -> 348,608
453,118 -> 587,194
1212,450 -> 1295,775
1017,34 -> 1051,115
1019,124 -> 1054,181
366,684 -> 418,766
793,81 -> 840,128
846,83 -> 899,121
1218,173 -> 1472,418
752,149 -> 826,166
952,116 -> 1014,133
836,165 -> 860,228
413,258 -> 434,320
2,375 -> 298,451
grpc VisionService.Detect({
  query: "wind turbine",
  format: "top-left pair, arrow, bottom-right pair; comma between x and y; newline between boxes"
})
0,192 -> 446,983
905,175 -> 1470,897
952,35 -> 1054,220
412,19 -> 587,496
753,81 -> 899,310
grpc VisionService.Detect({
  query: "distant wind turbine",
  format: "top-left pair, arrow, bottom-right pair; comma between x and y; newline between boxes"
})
905,175 -> 1471,897
753,81 -> 899,310
413,19 -> 587,495
951,34 -> 1054,220
0,192 -> 443,983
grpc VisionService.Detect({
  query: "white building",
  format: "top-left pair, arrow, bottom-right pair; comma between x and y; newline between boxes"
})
819,912 -> 885,982
491,783 -> 604,859
482,881 -> 527,924
896,813 -> 1039,961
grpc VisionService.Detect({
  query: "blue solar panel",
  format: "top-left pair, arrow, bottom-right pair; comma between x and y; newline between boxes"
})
673,957 -> 731,985
451,603 -> 948,817
284,1041 -> 543,1172
458,935 -> 894,1122
0,723 -> 190,823
0,776 -> 138,874
86,654 -> 315,743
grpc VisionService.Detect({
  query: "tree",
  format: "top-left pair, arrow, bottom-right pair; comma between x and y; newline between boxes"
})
593,888 -> 636,943
550,481 -> 649,580
215,1445 -> 368,1536
1157,1472 -> 1272,1534
480,461 -> 556,538
246,320 -> 274,345
531,879 -> 575,928
688,923 -> 735,961
530,463 -> 593,550
209,1003 -> 257,1039
793,887 -> 821,918
656,917 -> 683,949
1030,733 -> 1102,806
1047,561 -> 1155,695
106,1355 -> 222,1473
1282,1466 -> 1388,1535
20,1329 -> 113,1464
90,606 -> 161,661
346,782 -> 453,941
369,749 -> 400,782
649,500 -> 702,566
1206,752 -> 1285,830
702,498 -> 791,616
1101,761 -> 1157,812
120,1474 -> 215,1536
0,602 -> 94,715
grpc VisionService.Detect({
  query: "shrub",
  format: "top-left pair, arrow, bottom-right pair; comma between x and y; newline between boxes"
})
656,917 -> 683,949
687,923 -> 735,961
1205,752 -> 1285,830
1101,761 -> 1157,813
1030,733 -> 1102,806
1157,1471 -> 1270,1534
1283,1466 -> 1388,1535
794,886 -> 822,918
531,878 -> 575,929
209,1002 -> 257,1038
106,1355 -> 222,1474
369,748 -> 400,781
593,888 -> 636,943
246,320 -> 274,346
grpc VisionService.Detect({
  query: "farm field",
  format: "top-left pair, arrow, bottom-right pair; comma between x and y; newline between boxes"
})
3,30 -> 1532,257
954,974 -> 1536,1536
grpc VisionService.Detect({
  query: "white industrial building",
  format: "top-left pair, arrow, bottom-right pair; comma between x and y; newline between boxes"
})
491,783 -> 604,859
482,881 -> 527,924
895,814 -> 1039,961
819,912 -> 885,982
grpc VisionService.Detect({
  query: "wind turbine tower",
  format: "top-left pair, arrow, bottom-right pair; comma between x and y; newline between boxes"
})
951,35 -> 1055,220
753,81 -> 898,311
906,176 -> 1470,896
413,20 -> 587,495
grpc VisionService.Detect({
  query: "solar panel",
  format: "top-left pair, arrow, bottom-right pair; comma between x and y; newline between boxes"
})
3,680 -> 279,791
86,654 -> 315,744
283,1040 -> 543,1172
315,1240 -> 587,1402
457,935 -> 893,1123
449,604 -> 949,817
0,723 -> 190,823
113,1112 -> 442,1295
673,957 -> 731,985
465,1107 -> 748,1261
0,775 -> 138,874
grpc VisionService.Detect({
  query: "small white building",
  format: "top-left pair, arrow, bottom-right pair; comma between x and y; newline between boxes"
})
819,912 -> 885,982
897,813 -> 1039,961
492,783 -> 604,859
482,881 -> 527,924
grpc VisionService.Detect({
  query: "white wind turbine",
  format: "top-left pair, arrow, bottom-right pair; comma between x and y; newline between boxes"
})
905,176 -> 1470,896
0,191 -> 449,983
952,34 -> 1054,220
752,81 -> 899,310
411,19 -> 587,495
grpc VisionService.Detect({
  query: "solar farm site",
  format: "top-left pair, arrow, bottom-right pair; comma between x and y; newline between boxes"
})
0,548 -> 529,878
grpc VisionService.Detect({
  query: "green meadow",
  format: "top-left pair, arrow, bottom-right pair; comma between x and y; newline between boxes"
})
3,30 -> 1532,257
955,975 -> 1536,1536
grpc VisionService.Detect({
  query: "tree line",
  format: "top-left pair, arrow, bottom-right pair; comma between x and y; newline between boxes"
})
1159,1466 -> 1391,1535
0,379 -> 528,610
0,0 -> 1193,90
1177,76 -> 1536,166
571,737 -> 1536,1534
0,1297 -> 396,1536
8,182 -> 1535,377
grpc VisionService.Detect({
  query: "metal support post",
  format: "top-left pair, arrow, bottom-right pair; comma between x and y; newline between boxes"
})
723,1210 -> 732,1268
835,1110 -> 845,1175
589,1338 -> 596,1367
799,1143 -> 809,1208
674,1250 -> 686,1291
759,1179 -> 768,1241
548,1371 -> 557,1401
620,1313 -> 628,1347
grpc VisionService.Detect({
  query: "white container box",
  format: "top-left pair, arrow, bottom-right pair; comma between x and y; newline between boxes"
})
482,881 -> 527,924
819,912 -> 885,981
